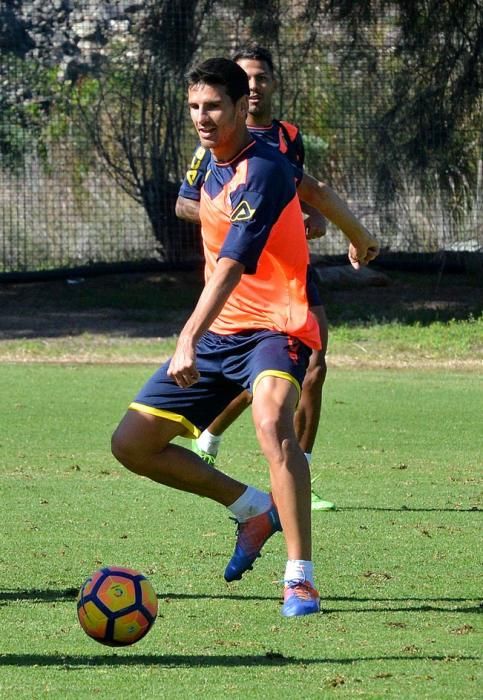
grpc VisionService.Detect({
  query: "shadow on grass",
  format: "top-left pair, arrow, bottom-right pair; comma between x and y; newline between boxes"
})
158,594 -> 482,615
0,270 -> 481,340
324,603 -> 481,614
322,270 -> 483,328
339,506 -> 481,513
0,652 -> 478,668
1,589 -> 480,616
0,588 -> 278,605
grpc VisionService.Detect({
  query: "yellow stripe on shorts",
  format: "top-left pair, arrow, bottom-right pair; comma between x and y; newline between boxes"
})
252,370 -> 301,402
128,402 -> 201,439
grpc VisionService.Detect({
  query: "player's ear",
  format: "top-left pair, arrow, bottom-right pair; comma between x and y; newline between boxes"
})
239,94 -> 249,118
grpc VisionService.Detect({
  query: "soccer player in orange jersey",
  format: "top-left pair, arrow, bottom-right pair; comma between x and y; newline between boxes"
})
112,58 -> 322,616
176,45 -> 379,511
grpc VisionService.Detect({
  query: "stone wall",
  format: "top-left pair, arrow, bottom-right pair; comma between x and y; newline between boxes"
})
0,0 -> 145,80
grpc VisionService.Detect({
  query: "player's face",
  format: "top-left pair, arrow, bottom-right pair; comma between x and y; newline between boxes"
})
188,83 -> 248,160
236,58 -> 276,123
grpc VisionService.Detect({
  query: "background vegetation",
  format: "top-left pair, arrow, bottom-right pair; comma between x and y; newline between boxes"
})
0,0 -> 481,274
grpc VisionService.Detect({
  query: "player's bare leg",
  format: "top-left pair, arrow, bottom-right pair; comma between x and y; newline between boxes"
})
294,304 -> 328,453
111,410 -> 247,504
208,390 -> 252,435
113,409 -> 279,582
193,391 -> 252,462
294,304 -> 335,511
251,375 -> 319,616
251,375 -> 311,558
294,347 -> 326,451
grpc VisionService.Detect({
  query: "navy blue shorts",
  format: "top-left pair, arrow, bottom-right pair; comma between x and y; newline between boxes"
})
130,329 -> 311,438
306,265 -> 322,307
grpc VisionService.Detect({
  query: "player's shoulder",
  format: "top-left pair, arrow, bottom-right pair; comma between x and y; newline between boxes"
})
193,144 -> 207,158
248,138 -> 291,170
244,139 -> 294,188
185,143 -> 211,175
274,119 -> 301,141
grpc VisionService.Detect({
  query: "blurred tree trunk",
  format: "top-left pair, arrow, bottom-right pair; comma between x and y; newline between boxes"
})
76,0 -> 215,260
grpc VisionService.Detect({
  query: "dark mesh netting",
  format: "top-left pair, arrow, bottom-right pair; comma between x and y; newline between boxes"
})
1,0 -> 481,276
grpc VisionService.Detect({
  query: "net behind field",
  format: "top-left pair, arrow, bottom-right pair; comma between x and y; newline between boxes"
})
0,1 -> 481,276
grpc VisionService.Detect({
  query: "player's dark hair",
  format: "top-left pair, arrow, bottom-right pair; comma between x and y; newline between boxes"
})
232,44 -> 275,76
186,58 -> 249,104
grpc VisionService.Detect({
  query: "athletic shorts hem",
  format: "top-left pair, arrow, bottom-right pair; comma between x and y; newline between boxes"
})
129,402 -> 201,439
252,370 -> 301,402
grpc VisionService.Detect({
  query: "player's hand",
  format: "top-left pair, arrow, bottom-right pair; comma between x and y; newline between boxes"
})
304,212 -> 327,240
167,337 -> 200,388
348,236 -> 380,269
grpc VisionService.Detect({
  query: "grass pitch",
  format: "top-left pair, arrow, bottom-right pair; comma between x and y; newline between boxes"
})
0,364 -> 481,699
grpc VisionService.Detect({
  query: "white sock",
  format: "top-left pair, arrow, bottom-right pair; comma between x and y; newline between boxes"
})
228,486 -> 272,523
304,452 -> 312,464
284,559 -> 315,586
197,429 -> 222,456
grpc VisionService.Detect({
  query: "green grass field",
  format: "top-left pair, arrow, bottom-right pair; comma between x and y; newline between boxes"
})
1,363 -> 481,699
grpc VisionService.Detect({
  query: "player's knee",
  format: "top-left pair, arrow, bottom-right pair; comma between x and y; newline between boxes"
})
111,428 -> 141,473
111,428 -> 127,464
253,413 -> 291,450
253,412 -> 275,440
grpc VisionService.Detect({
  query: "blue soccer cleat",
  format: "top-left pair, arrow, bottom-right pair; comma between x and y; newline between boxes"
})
281,580 -> 320,617
224,498 -> 282,582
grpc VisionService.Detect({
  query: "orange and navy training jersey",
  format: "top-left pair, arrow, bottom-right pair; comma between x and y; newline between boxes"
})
199,137 -> 320,351
179,119 -> 304,201
249,119 -> 305,168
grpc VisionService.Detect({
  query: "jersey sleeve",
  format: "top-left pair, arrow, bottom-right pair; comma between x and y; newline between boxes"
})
277,120 -> 305,182
178,145 -> 211,201
292,130 -> 305,168
219,158 -> 296,274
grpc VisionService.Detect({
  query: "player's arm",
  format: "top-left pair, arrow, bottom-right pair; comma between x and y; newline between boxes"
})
297,172 -> 380,268
300,201 -> 327,240
175,196 -> 201,224
279,127 -> 326,240
167,258 -> 244,388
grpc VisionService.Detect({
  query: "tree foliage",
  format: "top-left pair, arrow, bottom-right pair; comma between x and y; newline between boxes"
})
75,0 -> 215,257
1,0 -> 480,260
324,0 -> 482,202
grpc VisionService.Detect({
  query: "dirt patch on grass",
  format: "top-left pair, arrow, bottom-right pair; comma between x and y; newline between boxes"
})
0,267 -> 481,367
326,356 -> 482,371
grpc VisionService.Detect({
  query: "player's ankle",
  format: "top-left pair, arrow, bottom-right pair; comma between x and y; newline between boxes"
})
197,429 -> 222,456
284,559 -> 315,586
227,486 -> 272,522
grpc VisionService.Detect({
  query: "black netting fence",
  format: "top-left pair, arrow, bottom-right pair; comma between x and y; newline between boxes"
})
1,0 -> 482,277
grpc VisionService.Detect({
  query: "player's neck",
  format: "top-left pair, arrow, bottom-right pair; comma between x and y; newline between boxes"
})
246,113 -> 273,128
211,128 -> 253,163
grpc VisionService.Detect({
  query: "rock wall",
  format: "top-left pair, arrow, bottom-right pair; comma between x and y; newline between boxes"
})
0,0 -> 145,80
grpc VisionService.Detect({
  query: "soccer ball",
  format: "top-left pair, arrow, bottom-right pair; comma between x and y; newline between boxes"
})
77,566 -> 158,646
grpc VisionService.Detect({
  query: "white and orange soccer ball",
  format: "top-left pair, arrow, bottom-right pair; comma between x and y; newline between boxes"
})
77,566 -> 158,646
